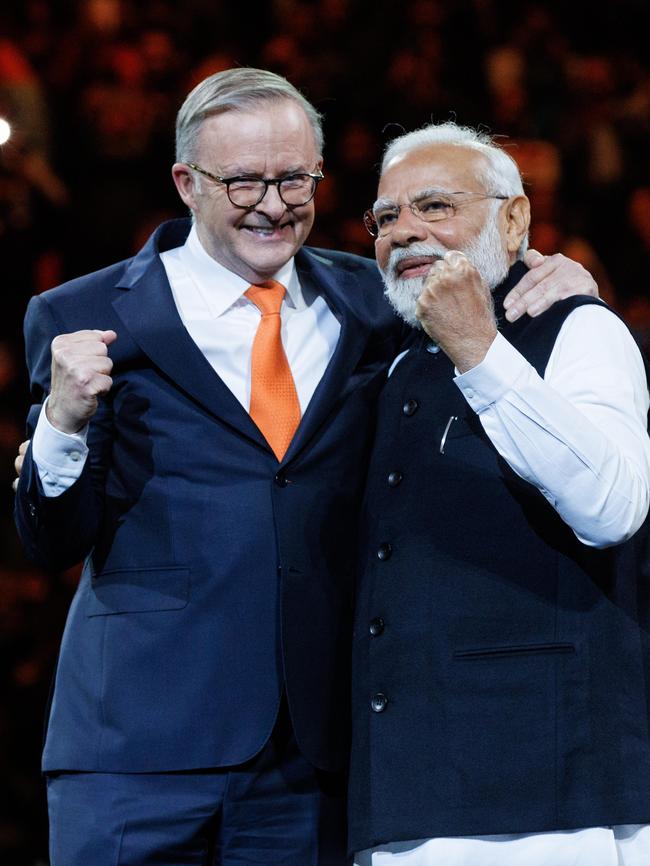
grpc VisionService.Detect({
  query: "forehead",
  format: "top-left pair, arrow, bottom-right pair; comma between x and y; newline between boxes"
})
195,100 -> 318,172
378,144 -> 487,200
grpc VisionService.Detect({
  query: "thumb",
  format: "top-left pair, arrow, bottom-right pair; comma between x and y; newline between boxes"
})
94,329 -> 118,346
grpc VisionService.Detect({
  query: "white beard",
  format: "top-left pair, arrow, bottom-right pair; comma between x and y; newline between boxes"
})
380,219 -> 511,327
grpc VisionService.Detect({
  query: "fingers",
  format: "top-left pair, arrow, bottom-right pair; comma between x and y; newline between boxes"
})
12,439 -> 30,493
503,252 -> 598,321
51,330 -> 115,357
522,248 -> 546,269
503,250 -> 549,320
423,250 -> 477,292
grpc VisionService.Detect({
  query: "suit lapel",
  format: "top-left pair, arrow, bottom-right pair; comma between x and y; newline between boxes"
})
112,221 -> 268,450
282,249 -> 372,462
112,225 -> 374,462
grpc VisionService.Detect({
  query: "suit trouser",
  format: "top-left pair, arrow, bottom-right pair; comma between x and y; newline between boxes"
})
46,700 -> 348,866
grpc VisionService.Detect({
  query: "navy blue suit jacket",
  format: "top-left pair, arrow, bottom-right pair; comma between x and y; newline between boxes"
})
15,219 -> 401,774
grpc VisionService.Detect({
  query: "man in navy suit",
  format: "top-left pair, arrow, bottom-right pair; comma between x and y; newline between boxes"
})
14,70 -> 596,864
350,122 -> 650,866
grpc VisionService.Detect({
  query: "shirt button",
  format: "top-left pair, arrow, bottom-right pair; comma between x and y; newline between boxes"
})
369,617 -> 385,636
377,543 -> 392,561
371,693 -> 389,713
69,451 -> 81,462
274,473 -> 289,488
387,471 -> 402,487
465,389 -> 475,400
426,342 -> 440,354
402,398 -> 419,416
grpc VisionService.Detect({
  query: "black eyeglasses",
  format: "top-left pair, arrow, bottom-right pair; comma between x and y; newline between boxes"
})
187,163 -> 324,208
363,190 -> 510,238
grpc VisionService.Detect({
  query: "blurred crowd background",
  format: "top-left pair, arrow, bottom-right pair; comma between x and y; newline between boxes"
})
0,0 -> 648,862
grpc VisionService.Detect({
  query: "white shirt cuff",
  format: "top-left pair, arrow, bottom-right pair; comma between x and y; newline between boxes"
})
454,332 -> 528,413
32,397 -> 89,496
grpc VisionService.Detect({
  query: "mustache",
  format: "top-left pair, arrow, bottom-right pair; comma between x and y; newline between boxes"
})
383,243 -> 449,278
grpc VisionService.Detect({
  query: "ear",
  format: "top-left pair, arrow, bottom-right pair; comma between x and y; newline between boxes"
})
171,163 -> 198,212
504,195 -> 531,256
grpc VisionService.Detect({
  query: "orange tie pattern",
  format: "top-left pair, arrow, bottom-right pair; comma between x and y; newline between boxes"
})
245,280 -> 301,460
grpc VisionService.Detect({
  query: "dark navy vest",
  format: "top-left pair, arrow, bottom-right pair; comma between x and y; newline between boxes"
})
349,263 -> 650,851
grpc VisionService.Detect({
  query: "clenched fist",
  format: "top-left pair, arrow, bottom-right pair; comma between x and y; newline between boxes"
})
46,330 -> 117,433
415,251 -> 497,372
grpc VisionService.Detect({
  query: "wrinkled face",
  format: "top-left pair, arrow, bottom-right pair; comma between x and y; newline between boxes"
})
172,100 -> 321,284
374,144 -> 515,326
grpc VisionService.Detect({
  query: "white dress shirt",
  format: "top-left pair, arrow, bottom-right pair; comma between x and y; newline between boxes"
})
357,303 -> 650,865
32,225 -> 340,493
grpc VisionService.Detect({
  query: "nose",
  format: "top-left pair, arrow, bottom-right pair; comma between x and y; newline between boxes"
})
389,205 -> 430,246
255,182 -> 287,220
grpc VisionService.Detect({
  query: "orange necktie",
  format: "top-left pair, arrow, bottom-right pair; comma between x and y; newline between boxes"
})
245,280 -> 301,461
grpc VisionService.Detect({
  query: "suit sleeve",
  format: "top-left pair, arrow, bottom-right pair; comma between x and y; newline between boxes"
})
14,293 -> 114,569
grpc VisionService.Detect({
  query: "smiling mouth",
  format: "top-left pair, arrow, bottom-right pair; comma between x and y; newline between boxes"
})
242,222 -> 293,238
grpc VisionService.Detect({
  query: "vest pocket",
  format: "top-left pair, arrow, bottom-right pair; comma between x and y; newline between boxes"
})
453,641 -> 575,660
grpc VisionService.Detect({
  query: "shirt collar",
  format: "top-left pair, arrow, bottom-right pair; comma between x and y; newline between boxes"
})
180,224 -> 303,318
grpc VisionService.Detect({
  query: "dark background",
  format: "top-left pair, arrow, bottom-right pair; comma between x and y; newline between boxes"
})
0,0 -> 648,862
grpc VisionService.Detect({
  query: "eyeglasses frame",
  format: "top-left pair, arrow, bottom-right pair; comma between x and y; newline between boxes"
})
363,191 -> 510,238
186,162 -> 325,208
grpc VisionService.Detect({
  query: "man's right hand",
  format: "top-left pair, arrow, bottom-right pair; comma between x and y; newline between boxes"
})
46,330 -> 117,433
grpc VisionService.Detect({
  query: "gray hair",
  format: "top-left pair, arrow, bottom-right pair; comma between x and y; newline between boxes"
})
382,121 -> 527,256
175,67 -> 324,164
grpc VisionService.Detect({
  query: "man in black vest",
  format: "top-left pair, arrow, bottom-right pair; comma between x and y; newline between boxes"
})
350,122 -> 650,866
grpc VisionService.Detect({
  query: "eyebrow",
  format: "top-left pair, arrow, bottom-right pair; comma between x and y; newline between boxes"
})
220,164 -> 312,178
372,187 -> 458,210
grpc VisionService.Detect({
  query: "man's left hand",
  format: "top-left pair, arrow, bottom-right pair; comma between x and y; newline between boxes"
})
415,251 -> 497,373
503,249 -> 598,322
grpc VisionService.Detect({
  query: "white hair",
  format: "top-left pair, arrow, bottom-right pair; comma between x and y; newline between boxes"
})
382,121 -> 524,197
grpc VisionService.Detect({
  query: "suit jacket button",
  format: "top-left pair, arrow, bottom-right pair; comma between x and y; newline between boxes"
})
387,471 -> 403,487
377,543 -> 392,561
371,693 -> 388,713
369,617 -> 385,636
402,398 -> 419,416
274,473 -> 289,487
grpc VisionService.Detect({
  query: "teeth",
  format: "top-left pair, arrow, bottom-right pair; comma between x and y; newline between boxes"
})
245,226 -> 278,235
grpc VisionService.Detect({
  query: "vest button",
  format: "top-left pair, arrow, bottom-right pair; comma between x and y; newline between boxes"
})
274,473 -> 289,487
369,617 -> 385,636
402,398 -> 419,416
371,693 -> 389,713
387,471 -> 403,487
377,543 -> 392,561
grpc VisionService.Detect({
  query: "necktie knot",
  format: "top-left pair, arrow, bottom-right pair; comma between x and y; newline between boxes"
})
245,280 -> 286,316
